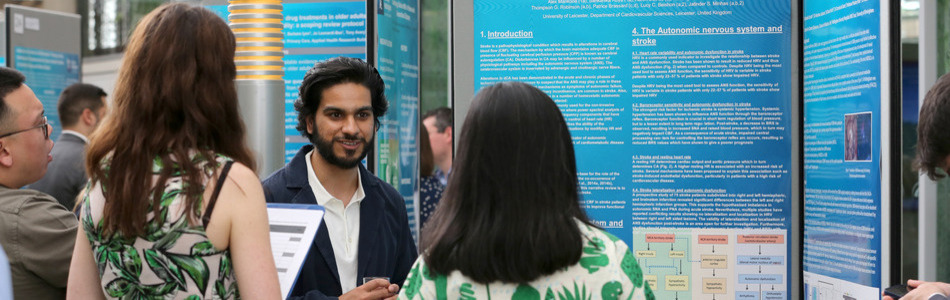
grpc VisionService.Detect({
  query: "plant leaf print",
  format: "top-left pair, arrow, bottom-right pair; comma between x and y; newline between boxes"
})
104,277 -> 134,298
580,237 -> 609,274
168,254 -> 211,293
601,281 -> 622,300
512,284 -> 541,300
460,283 -> 477,300
403,263 -> 423,299
191,241 -> 218,256
84,156 -> 239,298
144,248 -> 186,289
643,281 -> 655,300
619,251 -> 643,289
558,282 -> 591,300
422,263 -> 447,299
544,287 -> 556,300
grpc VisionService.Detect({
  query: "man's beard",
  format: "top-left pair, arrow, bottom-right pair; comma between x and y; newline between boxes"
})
311,130 -> 374,169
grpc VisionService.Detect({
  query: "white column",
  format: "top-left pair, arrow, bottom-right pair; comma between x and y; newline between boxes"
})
918,0 -> 938,282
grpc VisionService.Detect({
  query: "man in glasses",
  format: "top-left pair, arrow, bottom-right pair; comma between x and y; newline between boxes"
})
0,67 -> 77,299
27,83 -> 107,210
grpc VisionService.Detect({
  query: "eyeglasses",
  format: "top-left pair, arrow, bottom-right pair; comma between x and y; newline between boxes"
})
0,116 -> 49,140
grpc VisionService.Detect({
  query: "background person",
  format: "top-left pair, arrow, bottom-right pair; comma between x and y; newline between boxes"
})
417,122 -> 443,230
0,66 -> 77,300
400,82 -> 654,300
66,4 -> 280,299
421,107 -> 452,185
27,83 -> 107,210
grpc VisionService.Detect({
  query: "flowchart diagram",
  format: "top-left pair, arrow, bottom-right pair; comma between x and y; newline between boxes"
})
632,230 -> 787,300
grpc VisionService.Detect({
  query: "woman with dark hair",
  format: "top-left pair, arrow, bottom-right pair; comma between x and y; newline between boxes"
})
66,3 -> 280,299
417,122 -> 444,229
399,82 -> 653,300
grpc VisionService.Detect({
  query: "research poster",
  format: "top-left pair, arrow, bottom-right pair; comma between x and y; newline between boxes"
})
5,5 -> 82,142
802,0 -> 886,298
375,0 -> 421,241
471,0 -> 793,298
282,1 -> 368,162
13,46 -> 79,141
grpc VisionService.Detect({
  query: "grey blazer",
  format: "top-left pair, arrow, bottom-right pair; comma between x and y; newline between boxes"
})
26,133 -> 87,210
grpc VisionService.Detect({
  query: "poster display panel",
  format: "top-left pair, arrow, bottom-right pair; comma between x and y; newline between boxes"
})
469,0 -> 794,298
282,1 -> 368,163
375,0 -> 421,241
6,6 -> 81,141
801,0 -> 896,298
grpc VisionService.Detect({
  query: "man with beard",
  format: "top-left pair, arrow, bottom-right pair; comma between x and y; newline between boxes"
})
264,57 -> 417,300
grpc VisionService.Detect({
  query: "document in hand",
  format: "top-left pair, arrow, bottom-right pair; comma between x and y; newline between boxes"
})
267,203 -> 325,300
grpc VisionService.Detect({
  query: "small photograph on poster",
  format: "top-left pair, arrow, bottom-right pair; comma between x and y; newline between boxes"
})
65,56 -> 79,75
378,0 -> 384,15
844,112 -> 872,162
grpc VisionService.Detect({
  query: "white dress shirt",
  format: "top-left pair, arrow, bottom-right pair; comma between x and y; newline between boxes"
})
306,150 -> 366,293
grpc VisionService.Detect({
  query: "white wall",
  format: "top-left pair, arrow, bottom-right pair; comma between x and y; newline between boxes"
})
82,53 -> 123,101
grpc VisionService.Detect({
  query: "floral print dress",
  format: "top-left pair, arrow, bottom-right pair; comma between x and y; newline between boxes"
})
398,221 -> 655,300
81,155 -> 239,299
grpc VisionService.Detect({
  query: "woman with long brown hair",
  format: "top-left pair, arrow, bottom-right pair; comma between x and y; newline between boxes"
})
66,3 -> 279,299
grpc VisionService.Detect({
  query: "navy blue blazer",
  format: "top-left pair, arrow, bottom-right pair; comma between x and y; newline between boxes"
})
263,145 -> 417,300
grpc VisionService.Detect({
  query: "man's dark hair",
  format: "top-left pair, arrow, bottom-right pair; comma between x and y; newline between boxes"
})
58,83 -> 107,127
0,67 -> 26,131
295,57 -> 388,141
422,107 -> 453,133
421,82 -> 594,284
918,72 -> 950,180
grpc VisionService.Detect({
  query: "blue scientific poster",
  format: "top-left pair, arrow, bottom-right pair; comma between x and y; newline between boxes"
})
472,1 -> 793,298
802,0 -> 884,298
283,1 -> 367,162
375,0 -> 420,241
14,46 -> 80,141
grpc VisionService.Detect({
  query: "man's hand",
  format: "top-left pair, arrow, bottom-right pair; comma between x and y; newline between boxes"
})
340,279 -> 400,300
883,279 -> 950,300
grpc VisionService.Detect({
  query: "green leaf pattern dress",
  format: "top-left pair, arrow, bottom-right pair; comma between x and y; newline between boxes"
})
398,220 -> 655,300
81,155 -> 240,299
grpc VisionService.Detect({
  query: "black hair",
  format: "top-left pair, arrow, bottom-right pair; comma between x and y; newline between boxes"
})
58,83 -> 107,127
918,72 -> 950,180
0,67 -> 26,131
421,81 -> 594,284
422,107 -> 453,133
295,56 -> 388,141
